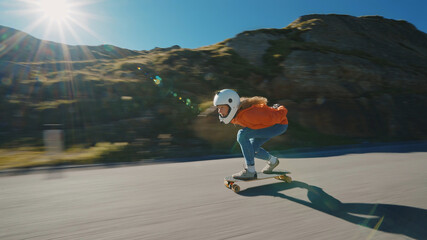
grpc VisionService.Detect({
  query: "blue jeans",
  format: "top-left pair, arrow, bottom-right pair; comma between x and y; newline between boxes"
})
236,124 -> 288,167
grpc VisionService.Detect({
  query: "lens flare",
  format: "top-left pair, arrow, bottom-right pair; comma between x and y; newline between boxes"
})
153,75 -> 162,85
135,66 -> 198,112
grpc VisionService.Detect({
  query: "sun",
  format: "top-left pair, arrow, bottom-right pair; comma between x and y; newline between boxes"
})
8,0 -> 103,60
13,0 -> 103,44
38,0 -> 70,22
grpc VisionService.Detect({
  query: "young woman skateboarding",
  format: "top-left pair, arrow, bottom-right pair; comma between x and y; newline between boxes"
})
213,89 -> 289,180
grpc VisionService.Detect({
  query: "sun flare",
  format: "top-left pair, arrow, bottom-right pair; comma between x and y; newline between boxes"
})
5,0 -> 103,63
11,0 -> 102,46
39,0 -> 70,22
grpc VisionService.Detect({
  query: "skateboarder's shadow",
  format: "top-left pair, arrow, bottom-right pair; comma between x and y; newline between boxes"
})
239,181 -> 427,239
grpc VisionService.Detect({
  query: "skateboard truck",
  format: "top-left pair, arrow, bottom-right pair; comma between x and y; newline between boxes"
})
224,171 -> 292,193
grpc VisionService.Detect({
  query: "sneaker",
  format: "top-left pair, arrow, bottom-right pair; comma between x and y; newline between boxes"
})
232,169 -> 257,180
262,159 -> 280,173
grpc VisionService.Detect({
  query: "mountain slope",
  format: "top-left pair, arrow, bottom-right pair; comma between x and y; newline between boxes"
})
0,25 -> 141,62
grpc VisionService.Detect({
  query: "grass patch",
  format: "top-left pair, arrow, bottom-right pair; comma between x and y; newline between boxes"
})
263,36 -> 402,75
31,99 -> 76,110
0,142 -> 128,170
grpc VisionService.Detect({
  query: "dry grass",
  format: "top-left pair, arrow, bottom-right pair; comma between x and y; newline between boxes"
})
0,142 -> 128,170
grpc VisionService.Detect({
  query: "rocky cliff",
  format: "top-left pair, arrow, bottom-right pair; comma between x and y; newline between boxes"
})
214,14 -> 427,139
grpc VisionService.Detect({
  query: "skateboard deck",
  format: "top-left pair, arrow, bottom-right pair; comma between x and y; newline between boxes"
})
224,170 -> 291,193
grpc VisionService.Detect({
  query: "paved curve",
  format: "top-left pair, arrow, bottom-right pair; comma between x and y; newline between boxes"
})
1,148 -> 426,239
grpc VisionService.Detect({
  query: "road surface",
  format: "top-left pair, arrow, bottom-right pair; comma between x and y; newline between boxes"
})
1,146 -> 426,239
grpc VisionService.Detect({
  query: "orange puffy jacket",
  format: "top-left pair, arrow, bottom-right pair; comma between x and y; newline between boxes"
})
231,104 -> 288,129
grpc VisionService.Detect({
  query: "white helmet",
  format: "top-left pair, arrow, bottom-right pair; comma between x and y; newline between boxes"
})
213,89 -> 240,124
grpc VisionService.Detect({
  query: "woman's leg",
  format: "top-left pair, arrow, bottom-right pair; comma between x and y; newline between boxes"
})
251,139 -> 271,160
237,124 -> 288,168
236,128 -> 256,167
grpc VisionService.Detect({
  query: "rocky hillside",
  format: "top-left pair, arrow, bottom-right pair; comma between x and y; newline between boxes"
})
1,14 -> 426,158
220,14 -> 427,139
0,25 -> 142,62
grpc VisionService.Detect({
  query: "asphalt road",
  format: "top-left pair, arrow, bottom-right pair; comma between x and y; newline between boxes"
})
1,147 -> 426,239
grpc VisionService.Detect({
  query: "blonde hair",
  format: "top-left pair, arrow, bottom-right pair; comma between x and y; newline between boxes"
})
239,96 -> 268,110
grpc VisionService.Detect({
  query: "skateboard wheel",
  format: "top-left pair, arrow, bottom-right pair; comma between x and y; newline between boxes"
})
276,175 -> 286,180
276,175 -> 292,183
283,176 -> 292,183
224,180 -> 230,188
232,184 -> 240,193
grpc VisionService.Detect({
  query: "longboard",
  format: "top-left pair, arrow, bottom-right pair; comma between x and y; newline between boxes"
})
224,170 -> 291,193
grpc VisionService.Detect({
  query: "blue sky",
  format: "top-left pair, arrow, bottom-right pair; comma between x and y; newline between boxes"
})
0,0 -> 426,51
